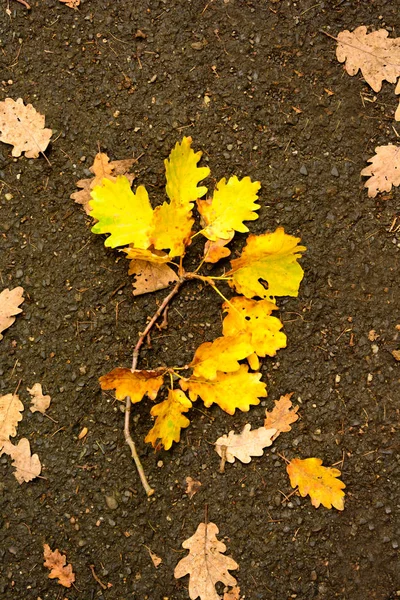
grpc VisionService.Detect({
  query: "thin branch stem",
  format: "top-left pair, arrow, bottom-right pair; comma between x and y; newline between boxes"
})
124,279 -> 184,497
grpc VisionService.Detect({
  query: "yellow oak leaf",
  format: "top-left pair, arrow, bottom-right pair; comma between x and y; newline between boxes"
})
145,389 -> 192,450
165,136 -> 210,210
99,367 -> 165,403
228,227 -> 306,299
90,176 -> 153,248
190,334 -> 254,380
151,201 -> 194,257
180,365 -> 267,414
128,259 -> 179,296
264,393 -> 299,440
287,457 -> 345,510
174,521 -> 238,600
222,296 -> 287,357
43,544 -> 75,588
197,175 -> 260,241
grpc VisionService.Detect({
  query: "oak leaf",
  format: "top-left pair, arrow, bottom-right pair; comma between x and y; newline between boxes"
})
151,202 -> 194,257
174,522 -> 239,600
203,232 -> 234,263
1,438 -> 41,483
215,423 -> 276,465
190,334 -> 254,380
185,476 -> 202,499
228,227 -> 306,299
224,587 -> 241,600
180,365 -> 267,414
165,136 -> 210,210
222,296 -> 286,357
287,457 -> 345,510
361,144 -> 400,197
71,153 -> 135,214
90,177 -> 154,248
197,176 -> 260,241
145,389 -> 192,450
264,393 -> 299,440
0,286 -> 24,341
336,26 -> 400,93
0,98 -> 52,158
27,383 -> 51,414
128,259 -> 179,296
0,393 -> 24,443
43,544 -> 75,588
123,246 -> 170,264
59,0 -> 80,8
99,367 -> 165,403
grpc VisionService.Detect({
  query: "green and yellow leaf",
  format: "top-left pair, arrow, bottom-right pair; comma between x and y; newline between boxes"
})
190,334 -> 254,380
145,389 -> 192,450
99,367 -> 165,403
180,365 -> 267,414
228,227 -> 306,299
287,457 -> 345,510
165,136 -> 210,210
90,177 -> 153,248
222,296 -> 286,357
197,176 -> 260,241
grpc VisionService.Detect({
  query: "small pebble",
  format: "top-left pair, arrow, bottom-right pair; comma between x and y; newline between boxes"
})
331,166 -> 339,177
105,495 -> 118,510
300,165 -> 308,176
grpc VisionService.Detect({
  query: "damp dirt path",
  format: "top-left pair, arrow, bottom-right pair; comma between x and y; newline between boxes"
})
0,1 -> 399,599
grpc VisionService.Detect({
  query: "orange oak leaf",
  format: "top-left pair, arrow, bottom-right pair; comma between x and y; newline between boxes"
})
1,438 -> 41,484
0,393 -> 24,443
287,457 -> 345,510
215,423 -> 276,465
203,232 -> 234,263
190,334 -> 253,380
174,522 -> 239,600
361,144 -> 400,197
27,383 -> 51,414
0,286 -> 24,341
180,365 -> 267,415
224,587 -> 241,600
59,0 -> 80,8
43,544 -> 75,588
0,98 -> 52,158
71,152 -> 136,214
99,368 -> 165,403
264,393 -> 299,440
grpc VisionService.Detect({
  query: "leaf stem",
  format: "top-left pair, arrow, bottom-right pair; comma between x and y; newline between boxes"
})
124,279 -> 184,497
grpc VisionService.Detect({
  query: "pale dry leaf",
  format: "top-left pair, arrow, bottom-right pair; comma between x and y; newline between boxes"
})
0,394 -> 24,443
71,152 -> 136,214
27,383 -> 51,414
264,393 -> 299,440
392,349 -> 400,361
43,544 -> 75,588
0,286 -> 24,341
185,476 -> 202,499
0,98 -> 52,158
361,144 -> 400,197
336,26 -> 400,93
2,438 -> 41,484
224,587 -> 241,600
59,0 -> 80,8
174,521 -> 238,600
128,259 -> 179,296
215,423 -> 276,465
145,546 -> 162,568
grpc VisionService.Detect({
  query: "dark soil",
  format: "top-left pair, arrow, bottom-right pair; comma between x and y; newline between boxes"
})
1,1 -> 399,598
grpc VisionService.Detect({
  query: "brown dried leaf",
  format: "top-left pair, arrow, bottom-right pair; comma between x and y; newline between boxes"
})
59,0 -> 80,7
224,587 -> 241,600
0,98 -> 52,158
43,544 -> 75,588
71,152 -> 136,214
1,438 -> 41,483
361,144 -> 400,197
185,476 -> 202,499
145,546 -> 162,568
0,394 -> 24,443
264,393 -> 299,440
0,286 -> 24,341
27,383 -> 51,414
336,26 -> 400,93
128,259 -> 179,296
215,423 -> 276,465
174,522 -> 239,600
392,349 -> 400,361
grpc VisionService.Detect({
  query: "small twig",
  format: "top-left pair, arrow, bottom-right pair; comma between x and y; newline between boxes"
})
124,396 -> 154,497
89,564 -> 108,590
13,0 -> 31,8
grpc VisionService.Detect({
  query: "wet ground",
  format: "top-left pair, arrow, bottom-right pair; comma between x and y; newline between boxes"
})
0,0 -> 399,598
